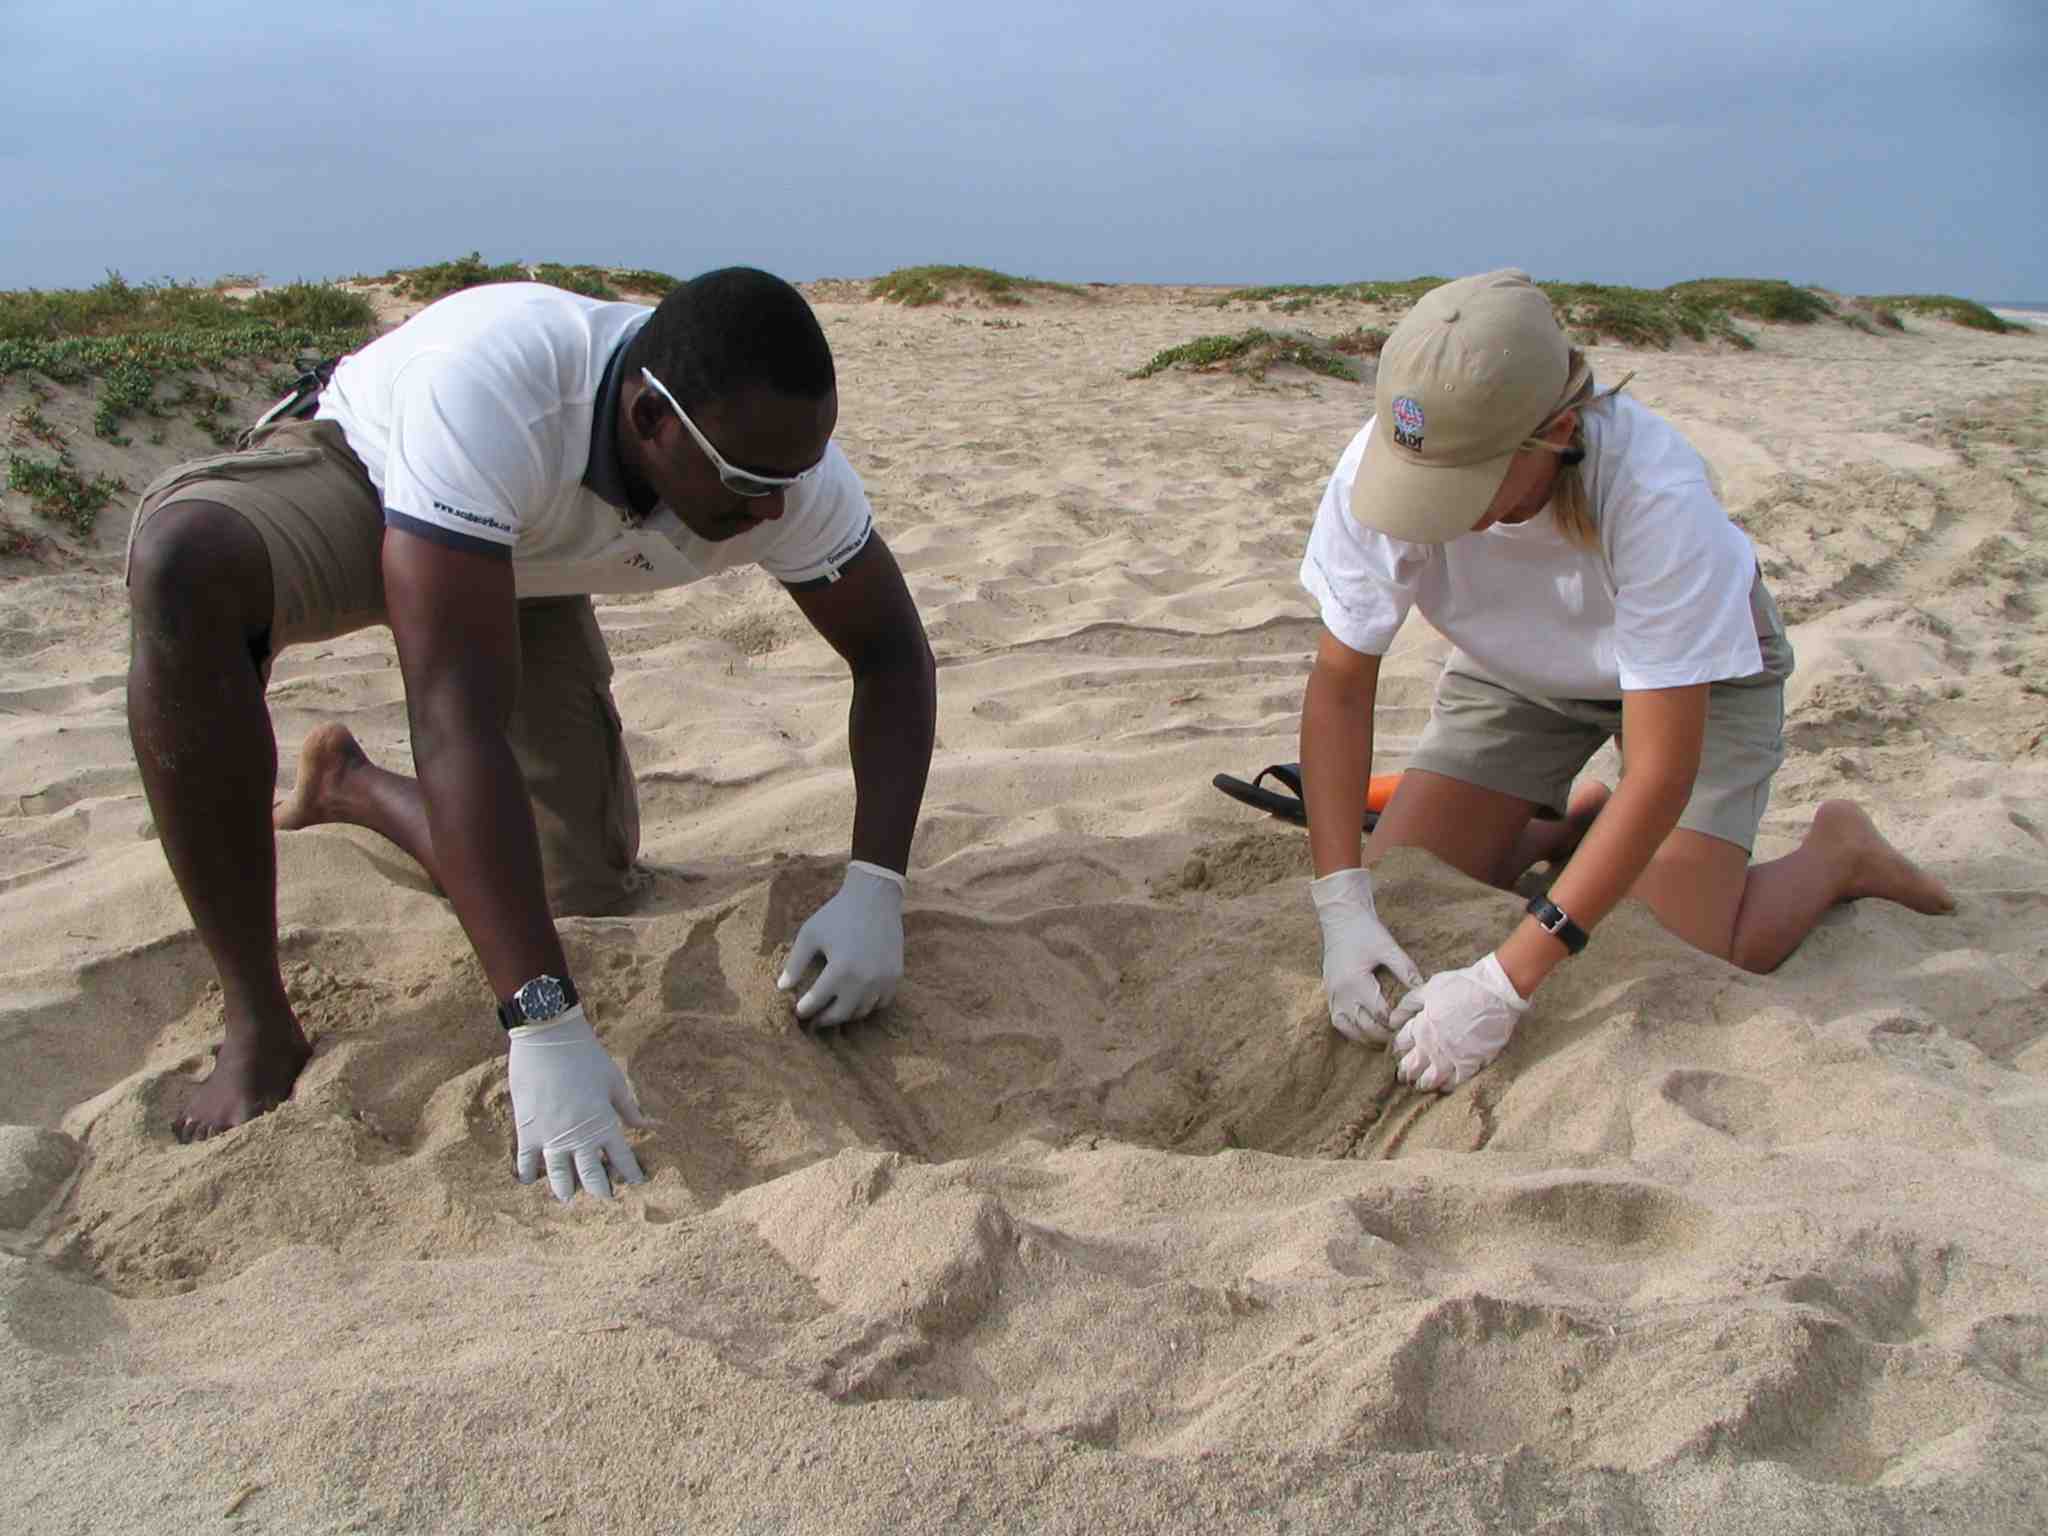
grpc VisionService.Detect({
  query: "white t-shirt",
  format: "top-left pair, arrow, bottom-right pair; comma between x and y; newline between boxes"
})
1300,393 -> 1764,699
317,283 -> 873,599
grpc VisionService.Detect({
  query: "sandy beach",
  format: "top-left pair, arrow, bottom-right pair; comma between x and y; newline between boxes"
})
1,279 -> 2044,1534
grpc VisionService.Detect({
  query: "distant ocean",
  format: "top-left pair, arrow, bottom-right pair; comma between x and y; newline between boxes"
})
1990,300 -> 2048,321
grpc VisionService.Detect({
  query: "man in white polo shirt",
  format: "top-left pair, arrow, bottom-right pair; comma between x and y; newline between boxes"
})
124,268 -> 936,1200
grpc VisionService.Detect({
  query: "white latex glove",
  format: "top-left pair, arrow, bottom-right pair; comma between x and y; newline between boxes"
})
1311,867 -> 1425,1044
776,861 -> 906,1027
508,1004 -> 647,1201
1389,952 -> 1530,1091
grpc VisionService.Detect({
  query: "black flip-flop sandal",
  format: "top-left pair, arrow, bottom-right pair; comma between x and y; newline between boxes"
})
1212,762 -> 1380,832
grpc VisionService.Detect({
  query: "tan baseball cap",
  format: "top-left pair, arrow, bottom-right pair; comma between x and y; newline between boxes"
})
1349,269 -> 1570,543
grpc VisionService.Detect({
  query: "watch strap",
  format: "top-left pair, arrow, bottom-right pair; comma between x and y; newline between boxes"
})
1525,896 -> 1589,956
496,973 -> 580,1032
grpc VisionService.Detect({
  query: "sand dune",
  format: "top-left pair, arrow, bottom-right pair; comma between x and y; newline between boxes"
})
1,284 -> 2044,1533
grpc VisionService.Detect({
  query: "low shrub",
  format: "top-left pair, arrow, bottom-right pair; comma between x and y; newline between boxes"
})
1866,294 -> 2022,334
386,252 -> 530,302
532,263 -> 620,301
6,452 -> 124,538
1130,328 -> 1363,382
870,265 -> 1089,307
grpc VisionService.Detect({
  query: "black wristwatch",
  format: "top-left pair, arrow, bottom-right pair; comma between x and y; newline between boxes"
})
496,973 -> 580,1031
1525,897 -> 1590,956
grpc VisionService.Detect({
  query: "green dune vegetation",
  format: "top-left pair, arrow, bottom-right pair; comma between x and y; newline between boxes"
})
1198,275 -> 2037,349
0,273 -> 377,372
1,274 -> 381,546
1866,293 -> 2021,333
1145,275 -> 2030,379
1130,326 -> 1389,383
1209,278 -> 1448,311
0,263 -> 2027,554
868,265 -> 1092,306
3,450 -> 123,543
380,253 -> 679,304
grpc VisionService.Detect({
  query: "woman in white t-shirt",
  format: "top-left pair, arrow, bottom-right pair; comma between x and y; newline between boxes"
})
1299,270 -> 1952,1091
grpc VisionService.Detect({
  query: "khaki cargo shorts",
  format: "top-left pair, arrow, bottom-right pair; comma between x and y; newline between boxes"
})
1408,573 -> 1795,852
125,419 -> 642,915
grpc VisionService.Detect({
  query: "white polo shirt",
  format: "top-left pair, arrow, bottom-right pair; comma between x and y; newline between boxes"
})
316,283 -> 873,599
1300,392 -> 1764,700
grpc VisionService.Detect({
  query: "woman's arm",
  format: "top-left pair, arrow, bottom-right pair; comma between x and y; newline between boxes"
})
1496,683 -> 1708,997
1300,630 -> 1383,874
1300,629 -> 1423,1042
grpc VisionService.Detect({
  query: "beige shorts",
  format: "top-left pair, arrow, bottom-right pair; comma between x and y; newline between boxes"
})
1408,575 -> 1795,852
125,419 -> 642,915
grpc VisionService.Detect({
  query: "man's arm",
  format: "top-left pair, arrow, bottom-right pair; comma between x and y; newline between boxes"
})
381,527 -> 566,994
787,533 -> 936,872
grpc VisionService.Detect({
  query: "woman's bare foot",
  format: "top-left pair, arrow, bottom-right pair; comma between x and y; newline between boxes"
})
1497,780 -> 1613,884
171,1021 -> 314,1142
274,723 -> 369,831
1808,799 -> 1955,914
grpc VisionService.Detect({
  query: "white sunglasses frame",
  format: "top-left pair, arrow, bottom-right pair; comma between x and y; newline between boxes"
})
638,366 -> 823,498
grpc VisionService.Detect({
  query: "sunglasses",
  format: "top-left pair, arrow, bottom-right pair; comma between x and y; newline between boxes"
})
639,366 -> 824,498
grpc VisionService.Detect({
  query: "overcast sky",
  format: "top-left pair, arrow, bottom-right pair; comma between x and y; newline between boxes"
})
5,0 -> 2043,300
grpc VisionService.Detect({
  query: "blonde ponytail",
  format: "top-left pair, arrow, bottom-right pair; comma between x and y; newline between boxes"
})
1525,349 -> 1631,553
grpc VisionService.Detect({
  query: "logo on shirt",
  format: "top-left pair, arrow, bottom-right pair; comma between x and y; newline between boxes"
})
1390,396 -> 1425,451
431,498 -> 513,535
822,515 -> 874,572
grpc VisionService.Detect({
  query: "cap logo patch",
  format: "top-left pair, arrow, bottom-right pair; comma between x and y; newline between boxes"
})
1390,395 -> 1425,451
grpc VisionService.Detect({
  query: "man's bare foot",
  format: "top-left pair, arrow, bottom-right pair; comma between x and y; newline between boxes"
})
274,723 -> 368,832
171,1025 -> 314,1142
1809,800 -> 1956,915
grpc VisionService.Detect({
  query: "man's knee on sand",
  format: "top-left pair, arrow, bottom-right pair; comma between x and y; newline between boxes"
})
527,728 -> 643,918
509,597 -> 641,918
545,860 -> 648,919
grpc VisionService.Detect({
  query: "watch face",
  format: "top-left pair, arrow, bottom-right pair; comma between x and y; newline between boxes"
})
516,975 -> 569,1021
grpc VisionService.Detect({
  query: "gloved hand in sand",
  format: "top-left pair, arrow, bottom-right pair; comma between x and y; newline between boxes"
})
1311,866 -> 1425,1044
509,1004 -> 648,1201
1389,953 -> 1530,1091
777,861 -> 906,1027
